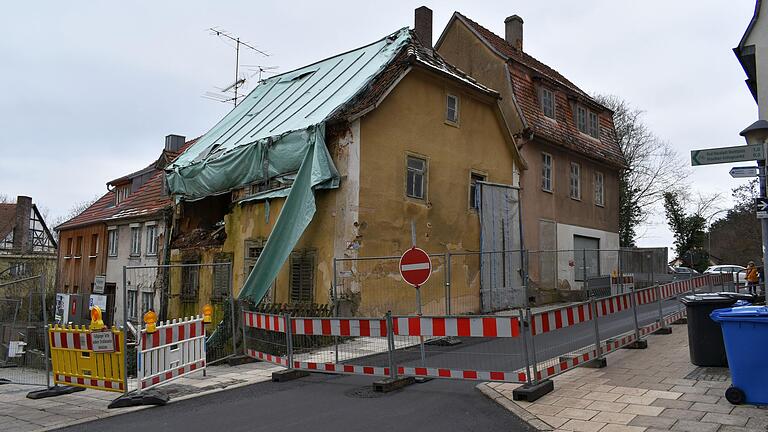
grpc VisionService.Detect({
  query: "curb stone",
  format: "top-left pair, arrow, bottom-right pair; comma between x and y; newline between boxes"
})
476,383 -> 553,431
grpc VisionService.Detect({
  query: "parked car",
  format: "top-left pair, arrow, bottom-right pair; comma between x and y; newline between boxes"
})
704,265 -> 747,286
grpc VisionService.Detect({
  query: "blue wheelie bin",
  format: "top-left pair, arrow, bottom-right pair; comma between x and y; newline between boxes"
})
710,306 -> 768,405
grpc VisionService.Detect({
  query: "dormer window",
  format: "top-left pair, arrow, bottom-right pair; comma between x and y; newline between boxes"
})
576,106 -> 600,139
539,87 -> 555,119
115,185 -> 130,205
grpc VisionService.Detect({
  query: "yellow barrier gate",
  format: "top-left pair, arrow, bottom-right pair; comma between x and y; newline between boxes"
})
48,324 -> 125,392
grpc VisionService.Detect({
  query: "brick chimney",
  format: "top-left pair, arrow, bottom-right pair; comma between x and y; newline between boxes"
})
13,195 -> 32,253
414,6 -> 433,48
165,134 -> 186,152
505,15 -> 524,50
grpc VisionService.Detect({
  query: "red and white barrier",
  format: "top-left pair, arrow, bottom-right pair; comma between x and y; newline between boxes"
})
290,317 -> 388,337
50,328 -> 119,350
393,316 -> 520,338
243,311 -> 285,332
138,316 -> 206,390
399,366 -> 527,383
246,349 -> 289,367
55,374 -> 124,391
531,303 -> 592,336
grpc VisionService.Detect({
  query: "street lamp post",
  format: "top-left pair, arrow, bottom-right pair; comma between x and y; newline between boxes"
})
740,120 -> 768,296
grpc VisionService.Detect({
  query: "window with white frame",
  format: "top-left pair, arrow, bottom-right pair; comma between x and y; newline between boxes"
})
594,172 -> 605,207
576,106 -> 600,139
446,94 -> 459,124
406,156 -> 427,200
576,106 -> 588,134
541,153 -> 553,192
141,291 -> 154,315
540,87 -> 555,119
570,162 -> 581,200
130,227 -> 141,257
127,289 -> 137,321
588,111 -> 600,138
108,229 -> 118,257
115,185 -> 130,205
145,225 -> 158,256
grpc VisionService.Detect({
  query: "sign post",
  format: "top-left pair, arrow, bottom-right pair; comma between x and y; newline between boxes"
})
399,244 -> 432,370
692,136 -> 768,298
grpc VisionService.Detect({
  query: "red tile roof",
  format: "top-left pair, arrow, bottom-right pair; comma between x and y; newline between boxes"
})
56,140 -> 197,231
451,13 -> 626,168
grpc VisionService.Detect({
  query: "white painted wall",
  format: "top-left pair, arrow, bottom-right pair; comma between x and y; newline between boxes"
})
107,219 -> 165,324
555,222 -> 620,290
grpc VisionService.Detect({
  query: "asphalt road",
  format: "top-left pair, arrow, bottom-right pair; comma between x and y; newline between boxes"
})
53,373 -> 532,432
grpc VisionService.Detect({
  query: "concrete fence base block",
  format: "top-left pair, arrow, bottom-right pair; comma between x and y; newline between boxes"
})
26,385 -> 85,399
108,389 -> 169,409
672,317 -> 688,324
653,327 -> 673,335
227,354 -> 256,367
0,378 -> 10,385
512,379 -> 554,402
623,339 -> 648,350
414,376 -> 433,383
372,376 -> 415,393
584,358 -> 608,368
272,369 -> 310,382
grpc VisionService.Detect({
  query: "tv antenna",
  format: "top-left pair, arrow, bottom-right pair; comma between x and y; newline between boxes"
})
243,64 -> 280,82
207,27 -> 269,106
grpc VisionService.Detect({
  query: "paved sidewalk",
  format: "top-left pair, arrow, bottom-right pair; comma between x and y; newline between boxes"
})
0,361 -> 282,432
479,323 -> 768,432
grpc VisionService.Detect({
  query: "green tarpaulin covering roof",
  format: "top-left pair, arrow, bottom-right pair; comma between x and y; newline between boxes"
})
166,28 -> 413,303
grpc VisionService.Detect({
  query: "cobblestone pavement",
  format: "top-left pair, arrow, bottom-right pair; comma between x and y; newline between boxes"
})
478,323 -> 768,432
0,361 -> 282,432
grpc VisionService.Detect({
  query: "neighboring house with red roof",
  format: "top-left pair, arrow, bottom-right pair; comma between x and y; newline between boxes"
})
0,195 -> 57,283
436,12 -> 626,301
55,135 -> 192,324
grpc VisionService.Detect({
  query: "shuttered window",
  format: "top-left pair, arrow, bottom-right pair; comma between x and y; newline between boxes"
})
290,250 -> 315,302
181,262 -> 199,301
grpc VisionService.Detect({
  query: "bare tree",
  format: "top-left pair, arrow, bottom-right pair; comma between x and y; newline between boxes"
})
594,94 -> 690,246
49,194 -> 102,234
0,194 -> 9,203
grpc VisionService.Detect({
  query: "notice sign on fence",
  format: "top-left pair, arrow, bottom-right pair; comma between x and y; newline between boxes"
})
91,331 -> 116,353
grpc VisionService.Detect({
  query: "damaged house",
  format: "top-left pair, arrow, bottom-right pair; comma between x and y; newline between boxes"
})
165,10 -> 527,316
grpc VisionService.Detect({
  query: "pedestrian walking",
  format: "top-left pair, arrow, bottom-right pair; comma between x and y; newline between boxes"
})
746,261 -> 759,295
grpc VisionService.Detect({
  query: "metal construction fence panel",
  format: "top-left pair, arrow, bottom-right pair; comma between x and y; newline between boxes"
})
124,263 -> 236,368
49,325 -> 125,392
0,275 -> 51,387
137,316 -> 206,391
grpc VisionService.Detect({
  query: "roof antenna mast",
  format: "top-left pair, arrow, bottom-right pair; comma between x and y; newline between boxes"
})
207,28 -> 269,106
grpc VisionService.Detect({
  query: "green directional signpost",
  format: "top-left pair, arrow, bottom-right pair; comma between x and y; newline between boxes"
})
692,133 -> 768,300
690,144 -> 765,166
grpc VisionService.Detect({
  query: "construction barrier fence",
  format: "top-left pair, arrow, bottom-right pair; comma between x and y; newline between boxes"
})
138,315 -> 206,391
49,324 -> 125,392
245,273 -> 729,390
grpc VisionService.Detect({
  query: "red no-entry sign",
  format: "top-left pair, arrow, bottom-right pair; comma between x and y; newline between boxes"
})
399,247 -> 432,287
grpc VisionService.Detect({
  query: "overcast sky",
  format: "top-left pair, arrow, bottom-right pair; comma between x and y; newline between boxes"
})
0,1 -> 758,250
